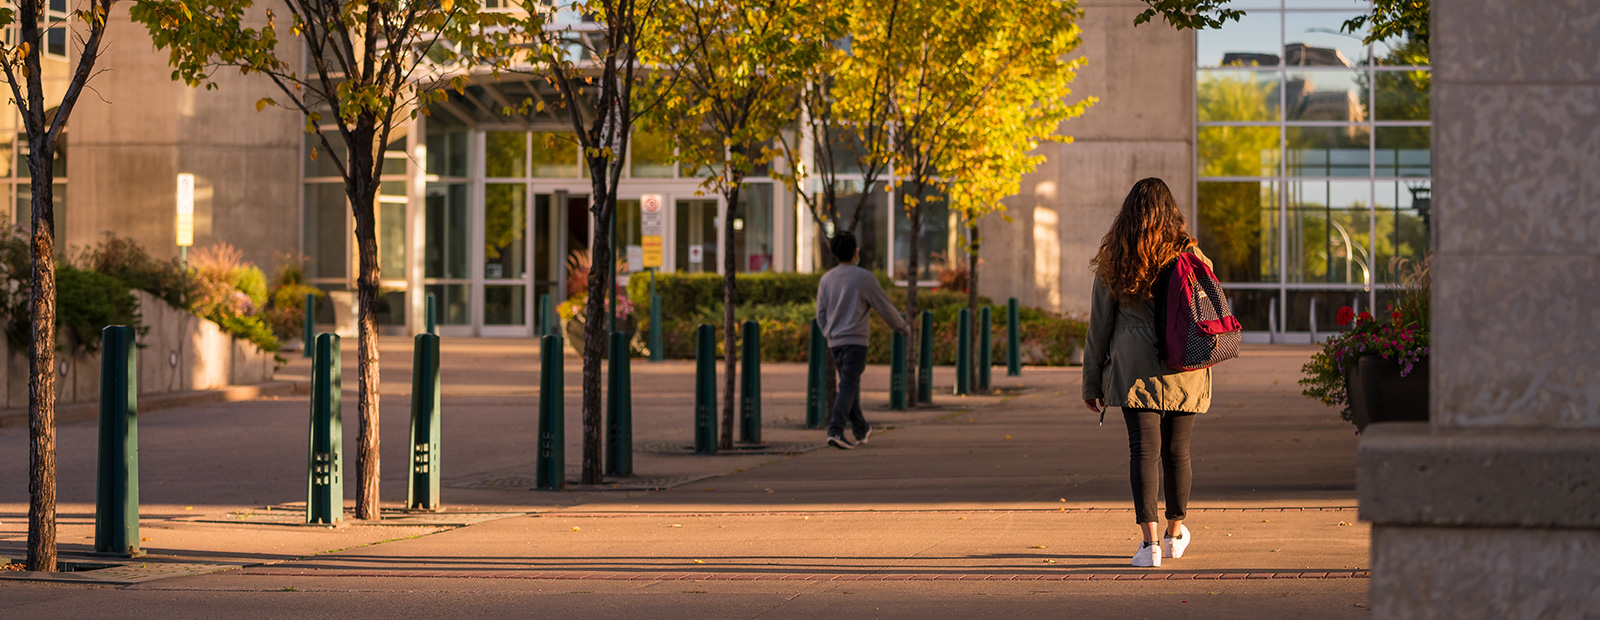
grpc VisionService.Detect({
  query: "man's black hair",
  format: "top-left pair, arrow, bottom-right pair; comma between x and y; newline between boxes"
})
830,232 -> 858,262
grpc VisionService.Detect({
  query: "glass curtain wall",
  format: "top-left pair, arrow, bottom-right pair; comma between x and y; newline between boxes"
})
1196,1 -> 1429,339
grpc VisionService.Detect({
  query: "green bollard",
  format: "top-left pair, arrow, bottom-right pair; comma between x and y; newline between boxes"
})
303,293 -> 315,358
95,325 -> 142,557
606,331 -> 633,476
979,306 -> 992,393
307,333 -> 343,524
739,320 -> 762,444
426,292 -> 437,335
955,308 -> 971,395
889,329 -> 906,411
648,270 -> 663,362
1007,298 -> 1021,377
536,334 -> 565,490
918,311 -> 934,403
805,319 -> 826,429
408,333 -> 442,511
693,324 -> 718,454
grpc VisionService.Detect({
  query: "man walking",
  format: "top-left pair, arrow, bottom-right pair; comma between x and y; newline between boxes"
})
816,232 -> 911,449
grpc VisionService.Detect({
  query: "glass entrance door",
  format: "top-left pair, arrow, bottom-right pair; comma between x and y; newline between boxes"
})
480,182 -> 529,335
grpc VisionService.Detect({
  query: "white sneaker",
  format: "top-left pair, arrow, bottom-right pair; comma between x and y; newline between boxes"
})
1131,541 -> 1162,567
1165,524 -> 1191,559
856,427 -> 872,445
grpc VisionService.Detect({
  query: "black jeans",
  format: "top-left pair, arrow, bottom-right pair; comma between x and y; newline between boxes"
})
828,345 -> 870,440
1123,408 -> 1196,524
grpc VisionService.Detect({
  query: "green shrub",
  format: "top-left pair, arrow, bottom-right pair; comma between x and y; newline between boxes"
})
53,265 -> 142,351
76,233 -> 192,308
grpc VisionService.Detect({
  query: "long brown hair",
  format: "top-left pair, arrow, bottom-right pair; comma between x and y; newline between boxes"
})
1091,178 -> 1193,302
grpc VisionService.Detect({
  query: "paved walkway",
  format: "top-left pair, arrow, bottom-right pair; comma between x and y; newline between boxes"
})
0,339 -> 1370,618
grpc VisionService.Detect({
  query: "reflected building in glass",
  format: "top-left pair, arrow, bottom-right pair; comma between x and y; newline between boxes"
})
1196,0 -> 1430,340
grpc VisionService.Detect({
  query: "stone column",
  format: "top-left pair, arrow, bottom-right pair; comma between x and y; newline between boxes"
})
1357,2 -> 1600,618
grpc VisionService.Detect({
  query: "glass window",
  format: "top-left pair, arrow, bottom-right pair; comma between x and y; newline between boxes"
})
424,283 -> 470,325
1217,288 -> 1279,332
1285,290 -> 1371,333
484,285 -> 526,325
735,183 -> 774,272
1286,125 -> 1370,177
379,181 -> 407,277
1285,70 -> 1367,122
1374,70 -> 1429,121
1198,181 -> 1279,283
425,117 -> 470,178
1197,71 -> 1281,122
531,132 -> 579,177
484,183 -> 526,280
382,133 -> 408,176
1285,180 -> 1373,284
674,199 -> 718,273
377,290 -> 406,326
303,183 -> 347,279
1375,126 -> 1429,177
893,183 -> 950,281
1283,12 -> 1367,67
1374,181 -> 1431,283
837,180 -> 890,273
629,127 -> 675,178
614,198 -> 642,271
305,130 -> 344,178
486,131 -> 528,178
1198,11 -> 1281,68
425,183 -> 470,279
1199,126 -> 1280,177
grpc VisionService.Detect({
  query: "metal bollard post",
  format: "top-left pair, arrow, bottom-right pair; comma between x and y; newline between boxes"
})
536,334 -> 566,490
918,311 -> 934,404
648,270 -> 663,362
408,333 -> 442,511
979,306 -> 992,393
890,329 -> 907,410
955,309 -> 971,395
95,325 -> 142,557
303,293 -> 315,358
805,319 -> 825,429
426,292 -> 437,335
307,333 -> 343,524
693,324 -> 718,454
606,331 -> 634,476
739,320 -> 762,444
1007,298 -> 1021,376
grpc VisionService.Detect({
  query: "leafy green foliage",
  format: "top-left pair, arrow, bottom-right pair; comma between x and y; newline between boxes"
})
186,243 -> 280,352
1133,0 -> 1244,30
51,266 -> 143,352
262,254 -> 325,341
1301,256 -> 1430,424
75,234 -> 193,308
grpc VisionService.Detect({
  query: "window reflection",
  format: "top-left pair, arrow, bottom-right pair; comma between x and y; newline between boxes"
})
1197,71 -> 1280,122
1198,181 -> 1278,283
1374,181 -> 1431,283
1199,126 -> 1280,177
1286,70 -> 1367,122
1376,127 -> 1429,177
1285,180 -> 1372,284
1197,11 -> 1281,68
1286,125 -> 1369,177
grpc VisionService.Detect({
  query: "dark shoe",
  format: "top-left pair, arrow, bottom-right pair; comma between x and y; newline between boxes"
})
827,435 -> 855,450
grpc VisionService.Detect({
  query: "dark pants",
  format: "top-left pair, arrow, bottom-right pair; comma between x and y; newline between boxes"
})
1123,407 -> 1196,524
828,345 -> 870,440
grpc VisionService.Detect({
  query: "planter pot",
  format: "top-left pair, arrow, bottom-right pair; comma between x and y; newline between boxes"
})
564,318 -> 636,359
1346,355 -> 1429,432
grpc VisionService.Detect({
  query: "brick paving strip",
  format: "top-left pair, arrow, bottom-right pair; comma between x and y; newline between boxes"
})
236,569 -> 1369,581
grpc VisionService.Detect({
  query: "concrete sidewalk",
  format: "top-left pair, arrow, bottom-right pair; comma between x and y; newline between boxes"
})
0,340 -> 1369,618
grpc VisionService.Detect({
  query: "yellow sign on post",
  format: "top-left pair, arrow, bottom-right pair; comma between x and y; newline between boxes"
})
175,173 -> 195,247
640,193 -> 664,268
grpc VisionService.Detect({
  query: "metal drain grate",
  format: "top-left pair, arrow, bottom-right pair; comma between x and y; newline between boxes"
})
0,561 -> 239,584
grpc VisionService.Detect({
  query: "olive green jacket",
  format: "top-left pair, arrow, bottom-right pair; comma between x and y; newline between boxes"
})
1081,247 -> 1214,414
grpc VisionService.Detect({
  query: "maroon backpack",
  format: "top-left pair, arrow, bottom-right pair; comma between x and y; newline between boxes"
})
1151,251 -> 1242,371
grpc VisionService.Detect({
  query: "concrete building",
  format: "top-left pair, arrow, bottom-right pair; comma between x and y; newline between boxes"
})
18,0 -> 1425,341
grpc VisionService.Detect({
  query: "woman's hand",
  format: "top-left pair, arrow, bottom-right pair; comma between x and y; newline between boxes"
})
1084,398 -> 1104,414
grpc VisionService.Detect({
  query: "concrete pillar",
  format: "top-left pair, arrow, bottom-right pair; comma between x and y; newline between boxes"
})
1357,3 -> 1600,618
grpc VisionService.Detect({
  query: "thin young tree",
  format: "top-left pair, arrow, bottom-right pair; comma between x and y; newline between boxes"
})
132,0 -> 514,519
0,0 -> 114,573
508,0 -> 660,482
644,0 -> 826,449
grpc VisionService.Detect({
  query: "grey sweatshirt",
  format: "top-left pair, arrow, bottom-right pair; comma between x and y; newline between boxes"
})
816,264 -> 909,347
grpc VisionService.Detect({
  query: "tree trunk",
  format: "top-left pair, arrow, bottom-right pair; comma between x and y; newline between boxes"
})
26,170 -> 57,572
906,185 -> 925,405
720,185 -> 742,450
581,178 -> 612,484
967,222 -> 979,393
350,170 -> 382,520
816,223 -> 838,415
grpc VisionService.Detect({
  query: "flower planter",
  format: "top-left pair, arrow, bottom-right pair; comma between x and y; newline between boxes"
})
564,318 -> 635,359
1345,355 -> 1429,432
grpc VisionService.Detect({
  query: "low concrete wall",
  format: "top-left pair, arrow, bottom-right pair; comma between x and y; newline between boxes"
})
0,290 -> 276,408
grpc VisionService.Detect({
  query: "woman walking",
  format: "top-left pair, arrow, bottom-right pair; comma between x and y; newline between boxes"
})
1082,178 -> 1213,568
